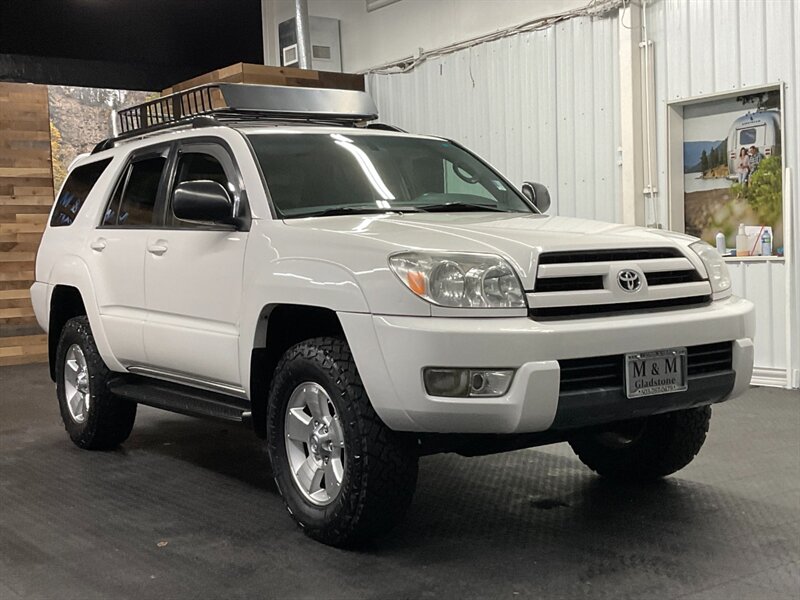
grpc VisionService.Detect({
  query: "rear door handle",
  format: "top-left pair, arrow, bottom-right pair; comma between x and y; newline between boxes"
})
147,242 -> 168,256
90,238 -> 107,252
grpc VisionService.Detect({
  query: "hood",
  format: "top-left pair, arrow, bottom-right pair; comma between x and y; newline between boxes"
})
282,212 -> 699,290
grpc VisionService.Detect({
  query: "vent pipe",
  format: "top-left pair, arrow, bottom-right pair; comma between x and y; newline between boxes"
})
294,0 -> 313,69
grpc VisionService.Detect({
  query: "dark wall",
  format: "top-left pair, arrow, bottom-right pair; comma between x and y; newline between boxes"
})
0,0 -> 263,91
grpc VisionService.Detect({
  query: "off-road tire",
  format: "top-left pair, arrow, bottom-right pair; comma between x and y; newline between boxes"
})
55,316 -> 137,449
267,336 -> 419,547
569,406 -> 712,481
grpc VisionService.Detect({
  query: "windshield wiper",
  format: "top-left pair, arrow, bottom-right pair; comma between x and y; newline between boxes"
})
293,206 -> 425,218
417,202 -> 510,213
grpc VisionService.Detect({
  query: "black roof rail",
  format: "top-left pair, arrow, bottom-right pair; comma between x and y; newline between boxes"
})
91,82 -> 379,154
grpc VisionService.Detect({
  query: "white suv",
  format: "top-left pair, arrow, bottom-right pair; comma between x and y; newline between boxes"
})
32,84 -> 754,546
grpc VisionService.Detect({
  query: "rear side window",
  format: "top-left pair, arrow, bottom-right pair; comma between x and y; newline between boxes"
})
50,159 -> 111,227
103,156 -> 166,227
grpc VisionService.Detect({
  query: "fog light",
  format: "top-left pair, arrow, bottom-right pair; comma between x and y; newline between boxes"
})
468,369 -> 514,397
423,368 -> 514,397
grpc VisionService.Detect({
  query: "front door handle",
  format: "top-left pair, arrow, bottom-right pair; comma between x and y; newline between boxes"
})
147,242 -> 168,256
90,238 -> 107,252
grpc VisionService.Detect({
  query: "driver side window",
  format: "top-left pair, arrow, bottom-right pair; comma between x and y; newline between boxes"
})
169,151 -> 232,228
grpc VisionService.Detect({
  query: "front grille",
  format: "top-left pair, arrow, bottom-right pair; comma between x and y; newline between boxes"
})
530,247 -> 710,318
534,275 -> 603,293
558,341 -> 733,393
645,270 -> 703,286
529,295 -> 711,319
538,248 -> 683,264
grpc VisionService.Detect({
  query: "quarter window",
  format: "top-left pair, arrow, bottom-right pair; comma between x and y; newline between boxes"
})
50,159 -> 111,227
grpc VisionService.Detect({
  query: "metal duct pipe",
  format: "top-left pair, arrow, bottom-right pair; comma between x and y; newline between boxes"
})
294,0 -> 313,69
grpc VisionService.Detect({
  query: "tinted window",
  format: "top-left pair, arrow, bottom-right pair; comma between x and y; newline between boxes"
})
50,159 -> 111,227
246,133 -> 532,218
104,156 -> 166,227
170,152 -> 232,227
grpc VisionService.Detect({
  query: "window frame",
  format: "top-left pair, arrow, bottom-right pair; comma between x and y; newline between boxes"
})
98,142 -> 173,230
160,139 -> 250,231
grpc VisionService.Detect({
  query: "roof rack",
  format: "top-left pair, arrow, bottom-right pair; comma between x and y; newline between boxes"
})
93,83 -> 379,153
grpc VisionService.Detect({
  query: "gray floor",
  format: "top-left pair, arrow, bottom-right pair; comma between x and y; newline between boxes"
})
1,363 -> 798,600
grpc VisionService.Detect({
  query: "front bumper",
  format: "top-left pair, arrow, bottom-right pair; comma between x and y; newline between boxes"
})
339,296 -> 755,434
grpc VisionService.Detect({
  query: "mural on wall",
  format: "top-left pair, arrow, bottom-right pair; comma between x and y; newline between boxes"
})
683,89 -> 783,255
48,86 -> 155,190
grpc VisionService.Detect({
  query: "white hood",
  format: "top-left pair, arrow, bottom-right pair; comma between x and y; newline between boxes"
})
282,212 -> 699,290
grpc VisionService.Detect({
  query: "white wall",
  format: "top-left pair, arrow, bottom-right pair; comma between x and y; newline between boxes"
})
369,13 -> 622,222
644,0 -> 799,388
262,0 -> 587,72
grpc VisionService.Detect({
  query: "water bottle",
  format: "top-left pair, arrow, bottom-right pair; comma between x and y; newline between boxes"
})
715,231 -> 726,255
761,230 -> 772,256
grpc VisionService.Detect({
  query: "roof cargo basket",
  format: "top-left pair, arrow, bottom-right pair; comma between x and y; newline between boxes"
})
94,83 -> 379,152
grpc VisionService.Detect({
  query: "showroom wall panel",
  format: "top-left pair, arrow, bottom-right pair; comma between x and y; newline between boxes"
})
368,13 -> 621,223
646,0 -> 799,386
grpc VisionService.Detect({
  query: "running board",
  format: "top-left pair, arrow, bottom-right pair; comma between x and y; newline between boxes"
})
107,374 -> 251,424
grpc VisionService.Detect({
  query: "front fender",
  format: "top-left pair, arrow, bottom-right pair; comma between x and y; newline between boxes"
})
238,258 -> 370,394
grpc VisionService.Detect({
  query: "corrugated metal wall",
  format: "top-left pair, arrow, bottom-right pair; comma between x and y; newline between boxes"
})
646,0 -> 799,385
368,13 -> 621,222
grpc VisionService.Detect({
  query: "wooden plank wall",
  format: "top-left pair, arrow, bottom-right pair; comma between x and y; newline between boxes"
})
0,82 -> 52,366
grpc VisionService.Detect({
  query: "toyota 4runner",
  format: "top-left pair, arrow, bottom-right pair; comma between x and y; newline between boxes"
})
32,84 -> 755,546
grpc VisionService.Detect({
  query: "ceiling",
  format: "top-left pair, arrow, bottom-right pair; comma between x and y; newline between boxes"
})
0,0 -> 263,90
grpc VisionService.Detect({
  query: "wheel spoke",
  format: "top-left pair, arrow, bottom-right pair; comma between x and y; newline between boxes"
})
304,385 -> 331,422
64,360 -> 79,387
295,456 -> 323,494
286,407 -> 312,441
68,391 -> 82,415
328,417 -> 345,448
324,457 -> 344,490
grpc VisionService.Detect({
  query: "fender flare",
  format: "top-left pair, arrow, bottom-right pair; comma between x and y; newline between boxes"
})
47,255 -> 125,372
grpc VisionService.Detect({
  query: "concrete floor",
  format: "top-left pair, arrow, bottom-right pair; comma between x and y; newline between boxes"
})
1,363 -> 798,599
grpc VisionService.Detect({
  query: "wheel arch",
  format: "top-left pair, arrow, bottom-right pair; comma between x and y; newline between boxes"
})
46,255 -> 124,378
249,304 -> 345,438
48,285 -> 87,380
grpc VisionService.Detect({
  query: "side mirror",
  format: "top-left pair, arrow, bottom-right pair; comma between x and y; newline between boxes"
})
173,180 -> 233,223
521,181 -> 551,213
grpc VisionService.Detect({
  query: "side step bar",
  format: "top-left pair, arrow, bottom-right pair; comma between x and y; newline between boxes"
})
107,374 -> 251,424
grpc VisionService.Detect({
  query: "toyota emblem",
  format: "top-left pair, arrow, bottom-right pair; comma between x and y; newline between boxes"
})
617,269 -> 642,292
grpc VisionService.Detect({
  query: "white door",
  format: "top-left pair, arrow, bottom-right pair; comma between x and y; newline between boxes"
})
142,143 -> 248,387
87,147 -> 170,366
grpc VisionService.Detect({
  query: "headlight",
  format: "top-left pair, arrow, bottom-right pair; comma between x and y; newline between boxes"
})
389,252 -> 526,308
690,241 -> 731,293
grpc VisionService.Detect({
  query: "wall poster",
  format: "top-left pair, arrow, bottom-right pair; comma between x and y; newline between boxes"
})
682,88 -> 783,256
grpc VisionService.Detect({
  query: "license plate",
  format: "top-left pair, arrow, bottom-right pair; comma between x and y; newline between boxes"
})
625,348 -> 688,399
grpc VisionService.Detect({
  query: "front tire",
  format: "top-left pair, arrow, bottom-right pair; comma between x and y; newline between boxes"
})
55,316 -> 137,450
568,406 -> 711,481
267,337 -> 418,547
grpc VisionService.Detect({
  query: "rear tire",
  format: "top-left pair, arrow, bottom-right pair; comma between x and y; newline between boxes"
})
267,336 -> 418,547
568,406 -> 711,481
55,316 -> 136,450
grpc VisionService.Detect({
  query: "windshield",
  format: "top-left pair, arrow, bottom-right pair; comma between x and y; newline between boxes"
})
246,132 -> 534,218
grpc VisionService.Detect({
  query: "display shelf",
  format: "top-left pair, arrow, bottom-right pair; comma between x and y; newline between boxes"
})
723,255 -> 786,263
